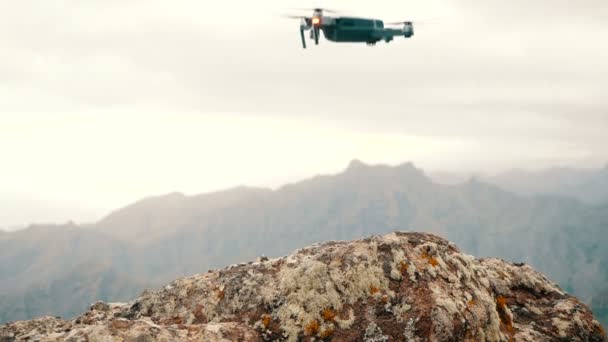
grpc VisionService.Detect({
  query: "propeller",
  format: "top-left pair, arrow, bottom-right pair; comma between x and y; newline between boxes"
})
385,21 -> 413,26
282,14 -> 309,19
385,18 -> 439,26
292,7 -> 340,13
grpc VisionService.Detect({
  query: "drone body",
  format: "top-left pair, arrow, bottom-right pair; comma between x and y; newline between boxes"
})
292,9 -> 414,49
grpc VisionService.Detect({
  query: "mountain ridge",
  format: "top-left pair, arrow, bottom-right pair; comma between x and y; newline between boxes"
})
96,187 -> 272,242
0,160 -> 606,328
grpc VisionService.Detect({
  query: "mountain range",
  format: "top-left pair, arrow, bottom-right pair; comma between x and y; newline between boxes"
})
430,164 -> 608,205
1,160 -> 606,327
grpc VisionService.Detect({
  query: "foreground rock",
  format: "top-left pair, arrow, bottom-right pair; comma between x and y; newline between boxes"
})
1,232 -> 605,341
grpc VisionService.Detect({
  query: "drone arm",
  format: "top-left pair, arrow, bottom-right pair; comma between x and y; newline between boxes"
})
382,25 -> 414,42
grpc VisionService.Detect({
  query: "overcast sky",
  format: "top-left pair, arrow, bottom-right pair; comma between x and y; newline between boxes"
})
1,0 -> 607,228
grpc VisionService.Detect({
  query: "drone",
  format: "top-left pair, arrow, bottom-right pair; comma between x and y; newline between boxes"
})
286,8 -> 414,49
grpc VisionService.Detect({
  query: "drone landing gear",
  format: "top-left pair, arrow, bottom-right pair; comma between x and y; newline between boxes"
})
310,28 -> 320,45
300,27 -> 307,49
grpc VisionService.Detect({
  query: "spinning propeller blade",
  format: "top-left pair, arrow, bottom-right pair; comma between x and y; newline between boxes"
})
291,7 -> 340,13
385,21 -> 413,25
385,18 -> 438,26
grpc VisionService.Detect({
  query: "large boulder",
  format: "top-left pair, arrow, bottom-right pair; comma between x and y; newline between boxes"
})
2,232 -> 605,341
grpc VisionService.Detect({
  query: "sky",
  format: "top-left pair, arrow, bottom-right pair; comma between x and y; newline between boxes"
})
1,0 -> 607,228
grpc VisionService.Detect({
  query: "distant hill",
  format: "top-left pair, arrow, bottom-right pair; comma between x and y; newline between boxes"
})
96,188 -> 271,243
432,165 -> 608,205
0,223 -> 143,323
0,195 -> 97,230
0,261 -> 147,323
1,160 -> 606,328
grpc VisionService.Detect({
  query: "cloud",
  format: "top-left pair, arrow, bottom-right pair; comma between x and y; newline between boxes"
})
1,0 -> 607,139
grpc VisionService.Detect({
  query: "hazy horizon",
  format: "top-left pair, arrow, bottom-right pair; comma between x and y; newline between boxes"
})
2,159 -> 607,231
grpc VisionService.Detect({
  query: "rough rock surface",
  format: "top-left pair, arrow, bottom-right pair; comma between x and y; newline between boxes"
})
1,232 -> 606,341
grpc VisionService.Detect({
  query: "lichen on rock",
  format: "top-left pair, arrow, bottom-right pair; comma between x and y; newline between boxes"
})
1,232 -> 605,341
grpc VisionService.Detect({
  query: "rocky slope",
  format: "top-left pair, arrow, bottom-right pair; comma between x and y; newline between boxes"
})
1,232 -> 605,341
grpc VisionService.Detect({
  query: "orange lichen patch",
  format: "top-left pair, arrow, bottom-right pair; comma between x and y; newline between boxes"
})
399,261 -> 409,273
496,296 -> 507,308
321,308 -> 336,322
261,314 -> 271,328
467,299 -> 475,307
369,286 -> 380,295
216,289 -> 225,300
381,295 -> 389,304
496,296 -> 514,335
193,304 -> 206,324
421,251 -> 439,267
319,326 -> 335,338
304,320 -> 320,336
